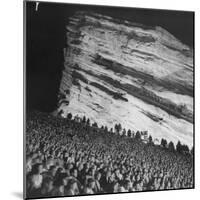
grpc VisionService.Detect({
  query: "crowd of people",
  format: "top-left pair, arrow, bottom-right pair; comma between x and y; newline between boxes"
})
26,111 -> 194,198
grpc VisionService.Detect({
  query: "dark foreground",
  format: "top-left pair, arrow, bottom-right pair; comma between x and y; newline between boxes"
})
25,111 -> 194,199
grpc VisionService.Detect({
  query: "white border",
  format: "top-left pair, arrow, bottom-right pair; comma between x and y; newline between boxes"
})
0,0 -> 199,199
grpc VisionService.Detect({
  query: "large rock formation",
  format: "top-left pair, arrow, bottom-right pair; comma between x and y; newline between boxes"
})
58,11 -> 193,147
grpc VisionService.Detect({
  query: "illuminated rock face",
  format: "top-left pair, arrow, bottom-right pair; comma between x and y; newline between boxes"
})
58,11 -> 193,147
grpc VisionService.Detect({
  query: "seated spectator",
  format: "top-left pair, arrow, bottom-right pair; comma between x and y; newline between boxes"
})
65,179 -> 79,196
27,163 -> 43,197
40,176 -> 54,197
83,178 -> 96,194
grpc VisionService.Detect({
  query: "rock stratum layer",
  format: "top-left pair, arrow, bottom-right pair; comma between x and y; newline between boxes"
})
58,11 -> 193,147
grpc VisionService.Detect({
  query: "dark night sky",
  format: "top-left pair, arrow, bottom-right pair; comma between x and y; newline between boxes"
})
25,1 -> 194,112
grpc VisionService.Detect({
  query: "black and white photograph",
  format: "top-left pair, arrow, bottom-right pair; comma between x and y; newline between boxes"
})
24,1 -> 194,199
